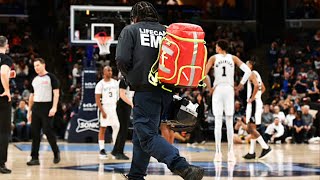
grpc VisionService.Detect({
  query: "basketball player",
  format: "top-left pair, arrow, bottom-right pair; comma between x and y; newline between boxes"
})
242,60 -> 272,159
0,36 -> 13,173
95,66 -> 120,159
27,58 -> 60,166
204,39 -> 251,162
116,1 -> 204,179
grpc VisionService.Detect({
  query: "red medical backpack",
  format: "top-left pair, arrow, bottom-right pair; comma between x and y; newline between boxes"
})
149,23 -> 207,91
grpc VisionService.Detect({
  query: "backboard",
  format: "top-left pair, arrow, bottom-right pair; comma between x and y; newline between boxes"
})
70,5 -> 132,45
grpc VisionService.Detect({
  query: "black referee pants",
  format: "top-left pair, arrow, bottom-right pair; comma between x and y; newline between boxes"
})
31,103 -> 59,159
0,97 -> 11,166
112,103 -> 131,155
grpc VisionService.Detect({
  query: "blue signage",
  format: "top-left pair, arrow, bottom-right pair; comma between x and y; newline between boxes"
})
68,67 -> 99,143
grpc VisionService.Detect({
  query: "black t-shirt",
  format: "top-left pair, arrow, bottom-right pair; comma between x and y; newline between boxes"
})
0,53 -> 13,94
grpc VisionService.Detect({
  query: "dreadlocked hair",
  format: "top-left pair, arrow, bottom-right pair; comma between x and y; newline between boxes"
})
131,1 -> 159,22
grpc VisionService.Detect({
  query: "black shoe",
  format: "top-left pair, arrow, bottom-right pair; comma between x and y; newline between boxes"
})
174,165 -> 204,180
259,147 -> 272,159
116,154 -> 130,160
0,165 -> 11,174
27,159 -> 40,166
54,152 -> 61,164
243,153 -> 256,160
99,149 -> 107,159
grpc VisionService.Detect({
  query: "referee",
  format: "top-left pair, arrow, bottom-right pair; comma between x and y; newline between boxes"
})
0,36 -> 12,174
27,58 -> 60,166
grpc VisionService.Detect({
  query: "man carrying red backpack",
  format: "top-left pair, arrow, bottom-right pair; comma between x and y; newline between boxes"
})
116,2 -> 204,180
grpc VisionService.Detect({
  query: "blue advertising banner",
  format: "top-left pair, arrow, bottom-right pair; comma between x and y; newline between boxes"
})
68,67 -> 99,143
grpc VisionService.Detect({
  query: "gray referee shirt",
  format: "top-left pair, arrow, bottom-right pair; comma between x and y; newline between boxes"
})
30,73 -> 59,102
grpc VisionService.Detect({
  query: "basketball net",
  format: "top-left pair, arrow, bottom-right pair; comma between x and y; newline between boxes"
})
94,32 -> 112,55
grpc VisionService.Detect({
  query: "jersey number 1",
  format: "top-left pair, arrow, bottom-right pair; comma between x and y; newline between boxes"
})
222,66 -> 226,77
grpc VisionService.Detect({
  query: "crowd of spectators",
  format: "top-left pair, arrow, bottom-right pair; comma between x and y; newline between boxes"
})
267,30 -> 320,103
262,29 -> 320,143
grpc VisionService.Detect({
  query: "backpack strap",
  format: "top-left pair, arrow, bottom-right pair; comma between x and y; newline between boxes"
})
161,85 -> 172,92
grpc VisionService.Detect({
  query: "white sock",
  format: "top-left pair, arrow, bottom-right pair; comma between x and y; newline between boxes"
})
214,116 -> 223,154
228,163 -> 235,180
99,140 -> 105,150
257,136 -> 268,149
215,163 -> 222,180
249,139 -> 256,154
226,116 -> 234,152
111,124 -> 120,145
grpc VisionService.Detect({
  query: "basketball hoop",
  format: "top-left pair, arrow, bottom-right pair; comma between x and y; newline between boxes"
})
94,32 -> 113,55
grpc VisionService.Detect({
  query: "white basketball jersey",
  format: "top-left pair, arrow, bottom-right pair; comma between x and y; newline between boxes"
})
247,70 -> 262,100
95,78 -> 119,106
213,54 -> 235,87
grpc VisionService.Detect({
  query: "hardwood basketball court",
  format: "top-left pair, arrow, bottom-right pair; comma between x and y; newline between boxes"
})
2,142 -> 319,180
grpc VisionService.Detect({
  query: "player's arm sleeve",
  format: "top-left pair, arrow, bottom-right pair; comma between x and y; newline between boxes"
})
233,55 -> 251,85
116,27 -> 134,77
239,63 -> 251,85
